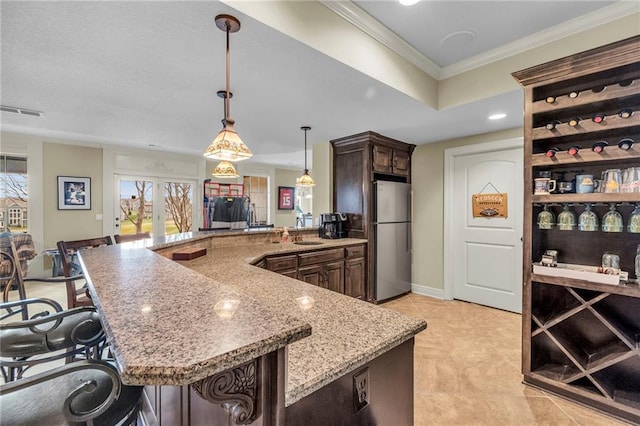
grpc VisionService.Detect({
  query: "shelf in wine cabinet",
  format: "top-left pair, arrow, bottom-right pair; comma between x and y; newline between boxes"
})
531,193 -> 640,204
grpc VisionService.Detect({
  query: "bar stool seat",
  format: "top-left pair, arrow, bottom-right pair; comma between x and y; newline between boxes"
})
0,360 -> 143,426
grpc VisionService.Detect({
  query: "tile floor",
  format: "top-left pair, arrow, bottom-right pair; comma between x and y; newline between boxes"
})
13,281 -> 627,425
383,293 -> 627,426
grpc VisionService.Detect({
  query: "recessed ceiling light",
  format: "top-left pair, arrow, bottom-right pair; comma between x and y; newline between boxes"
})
398,0 -> 420,6
489,113 -> 507,120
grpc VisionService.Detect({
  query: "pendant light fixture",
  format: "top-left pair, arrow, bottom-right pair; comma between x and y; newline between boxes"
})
211,90 -> 239,178
212,160 -> 239,178
296,126 -> 315,187
204,14 -> 252,162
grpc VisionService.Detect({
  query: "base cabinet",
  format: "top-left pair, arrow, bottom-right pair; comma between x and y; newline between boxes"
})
260,244 -> 365,299
345,258 -> 366,299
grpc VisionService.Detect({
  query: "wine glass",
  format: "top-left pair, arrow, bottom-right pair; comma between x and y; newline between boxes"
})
602,204 -> 623,233
628,204 -> 640,233
537,205 -> 555,230
578,203 -> 598,232
557,204 -> 576,231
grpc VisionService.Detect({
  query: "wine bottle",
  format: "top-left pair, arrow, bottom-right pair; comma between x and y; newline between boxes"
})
592,113 -> 605,124
618,138 -> 634,150
568,118 -> 580,127
568,91 -> 579,99
545,96 -> 556,104
619,109 -> 633,119
592,85 -> 605,93
619,80 -> 633,87
568,145 -> 581,156
545,121 -> 561,130
545,147 -> 559,158
592,141 -> 608,153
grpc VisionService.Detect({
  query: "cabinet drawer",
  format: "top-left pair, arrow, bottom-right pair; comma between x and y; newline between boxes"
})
345,244 -> 366,259
265,255 -> 297,272
298,248 -> 344,267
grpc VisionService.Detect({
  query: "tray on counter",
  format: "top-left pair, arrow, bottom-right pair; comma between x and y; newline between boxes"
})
533,263 -> 621,285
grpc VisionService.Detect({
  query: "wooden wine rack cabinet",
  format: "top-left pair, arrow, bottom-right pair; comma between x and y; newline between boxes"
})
513,35 -> 640,424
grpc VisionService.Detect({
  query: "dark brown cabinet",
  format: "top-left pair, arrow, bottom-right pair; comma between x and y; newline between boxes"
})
513,35 -> 640,424
265,254 -> 298,278
344,244 -> 366,299
257,244 -> 365,298
372,144 -> 410,177
298,265 -> 322,286
297,260 -> 345,293
332,132 -> 415,302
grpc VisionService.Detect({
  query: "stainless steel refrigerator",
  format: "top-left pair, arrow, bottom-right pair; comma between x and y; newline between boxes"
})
373,181 -> 412,302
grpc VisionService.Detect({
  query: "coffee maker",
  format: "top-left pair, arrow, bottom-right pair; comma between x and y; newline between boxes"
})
319,213 -> 348,239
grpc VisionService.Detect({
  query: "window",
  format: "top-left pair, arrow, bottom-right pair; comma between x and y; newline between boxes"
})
243,176 -> 269,226
0,155 -> 28,232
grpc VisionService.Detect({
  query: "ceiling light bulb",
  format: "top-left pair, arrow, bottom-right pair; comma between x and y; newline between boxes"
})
398,0 -> 420,5
489,113 -> 507,120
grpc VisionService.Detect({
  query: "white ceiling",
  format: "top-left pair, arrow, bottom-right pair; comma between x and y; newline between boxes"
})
0,1 -> 633,169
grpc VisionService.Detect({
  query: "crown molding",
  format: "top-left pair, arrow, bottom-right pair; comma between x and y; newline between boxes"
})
321,1 -> 639,82
440,1 -> 640,79
319,0 -> 442,79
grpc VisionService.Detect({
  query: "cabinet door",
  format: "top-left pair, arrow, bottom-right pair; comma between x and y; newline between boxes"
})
266,255 -> 297,272
372,145 -> 393,174
298,265 -> 323,287
392,150 -> 410,176
345,257 -> 365,299
324,260 -> 345,294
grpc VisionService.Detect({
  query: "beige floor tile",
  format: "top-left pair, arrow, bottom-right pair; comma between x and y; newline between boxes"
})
485,395 -> 576,425
386,293 -> 634,426
549,395 -> 629,426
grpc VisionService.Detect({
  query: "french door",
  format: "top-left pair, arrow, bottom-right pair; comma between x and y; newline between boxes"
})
114,175 -> 195,237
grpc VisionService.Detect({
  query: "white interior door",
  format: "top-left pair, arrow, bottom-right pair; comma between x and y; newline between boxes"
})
445,139 -> 523,313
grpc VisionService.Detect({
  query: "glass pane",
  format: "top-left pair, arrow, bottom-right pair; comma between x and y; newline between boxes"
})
244,176 -> 268,226
0,155 -> 28,232
119,179 -> 153,235
164,181 -> 193,235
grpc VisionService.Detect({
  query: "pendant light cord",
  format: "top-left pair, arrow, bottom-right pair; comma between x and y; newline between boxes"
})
304,128 -> 308,170
225,20 -> 231,121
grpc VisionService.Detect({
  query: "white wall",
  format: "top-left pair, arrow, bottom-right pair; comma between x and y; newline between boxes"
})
411,127 -> 523,298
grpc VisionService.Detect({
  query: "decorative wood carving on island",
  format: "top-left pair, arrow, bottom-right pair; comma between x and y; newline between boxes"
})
192,359 -> 258,425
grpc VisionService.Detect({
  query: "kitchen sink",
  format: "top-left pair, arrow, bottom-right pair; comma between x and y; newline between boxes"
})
293,241 -> 324,246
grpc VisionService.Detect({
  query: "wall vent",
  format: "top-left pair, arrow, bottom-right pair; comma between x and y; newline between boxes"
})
0,105 -> 44,117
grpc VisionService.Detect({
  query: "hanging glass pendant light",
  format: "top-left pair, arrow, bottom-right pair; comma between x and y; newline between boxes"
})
212,160 -> 239,178
212,90 -> 239,179
204,14 -> 252,162
297,126 -> 315,187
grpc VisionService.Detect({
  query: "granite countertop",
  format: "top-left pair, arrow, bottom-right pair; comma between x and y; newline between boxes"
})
78,245 -> 311,386
78,233 -> 426,407
180,237 -> 427,406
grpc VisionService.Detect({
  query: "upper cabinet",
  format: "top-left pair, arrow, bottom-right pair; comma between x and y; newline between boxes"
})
372,145 -> 411,177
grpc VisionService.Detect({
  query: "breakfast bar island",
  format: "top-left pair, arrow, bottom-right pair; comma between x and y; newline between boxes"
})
77,230 -> 426,425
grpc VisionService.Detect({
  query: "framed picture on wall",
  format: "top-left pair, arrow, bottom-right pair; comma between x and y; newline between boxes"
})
57,176 -> 91,210
278,186 -> 294,210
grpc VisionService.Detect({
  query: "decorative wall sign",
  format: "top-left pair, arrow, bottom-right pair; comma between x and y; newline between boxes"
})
278,186 -> 294,210
57,176 -> 91,210
472,182 -> 507,218
472,192 -> 508,218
